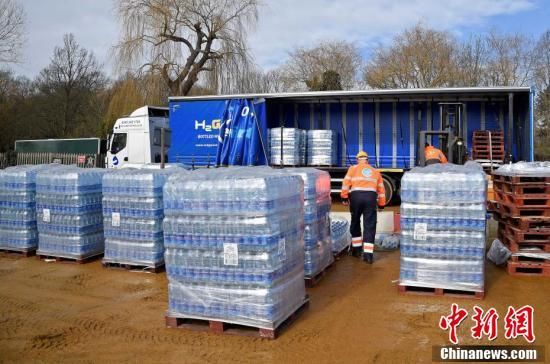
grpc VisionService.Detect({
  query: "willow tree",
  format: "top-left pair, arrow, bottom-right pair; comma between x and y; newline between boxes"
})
115,0 -> 259,96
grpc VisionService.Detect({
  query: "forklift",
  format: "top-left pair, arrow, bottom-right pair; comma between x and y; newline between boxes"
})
417,103 -> 468,166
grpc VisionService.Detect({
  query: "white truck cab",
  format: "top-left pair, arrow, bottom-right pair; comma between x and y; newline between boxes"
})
106,106 -> 171,168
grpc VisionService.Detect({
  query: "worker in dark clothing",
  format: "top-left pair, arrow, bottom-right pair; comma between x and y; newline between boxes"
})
341,151 -> 386,264
424,143 -> 448,165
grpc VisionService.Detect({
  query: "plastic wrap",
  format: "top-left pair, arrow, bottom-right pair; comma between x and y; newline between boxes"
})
269,128 -> 306,166
399,163 -> 487,292
163,166 -> 306,329
375,234 -> 400,250
283,168 -> 333,277
36,166 -> 106,259
0,165 -> 51,251
486,239 -> 511,266
102,168 -> 183,267
494,161 -> 550,176
331,217 -> 351,254
307,130 -> 337,166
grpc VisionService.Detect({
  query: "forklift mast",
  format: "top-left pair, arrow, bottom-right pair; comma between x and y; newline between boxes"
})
417,103 -> 468,166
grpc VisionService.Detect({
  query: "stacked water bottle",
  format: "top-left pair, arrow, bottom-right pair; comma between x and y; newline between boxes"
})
269,128 -> 306,166
102,168 -> 182,268
331,217 -> 351,255
0,165 -> 48,253
399,162 -> 487,292
36,166 -> 106,259
307,130 -> 337,166
163,167 -> 307,328
284,168 -> 333,277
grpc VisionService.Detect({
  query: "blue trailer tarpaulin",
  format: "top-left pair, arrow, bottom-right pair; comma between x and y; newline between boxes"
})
168,99 -> 227,166
216,98 -> 268,166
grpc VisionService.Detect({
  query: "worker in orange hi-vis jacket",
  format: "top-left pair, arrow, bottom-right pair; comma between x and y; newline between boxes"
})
424,143 -> 448,165
341,151 -> 386,264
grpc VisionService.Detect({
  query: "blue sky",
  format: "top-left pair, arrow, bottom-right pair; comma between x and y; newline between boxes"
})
8,0 -> 550,78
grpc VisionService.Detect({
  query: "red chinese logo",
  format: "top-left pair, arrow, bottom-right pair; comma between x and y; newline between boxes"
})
439,304 -> 535,344
504,305 -> 536,343
439,303 -> 469,344
471,306 -> 499,341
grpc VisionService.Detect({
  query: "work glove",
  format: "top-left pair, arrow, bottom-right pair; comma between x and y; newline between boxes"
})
342,198 -> 349,206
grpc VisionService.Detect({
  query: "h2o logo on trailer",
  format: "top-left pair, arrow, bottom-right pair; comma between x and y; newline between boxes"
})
112,156 -> 119,166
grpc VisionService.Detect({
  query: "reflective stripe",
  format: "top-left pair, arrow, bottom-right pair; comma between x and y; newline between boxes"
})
351,177 -> 377,182
352,237 -> 362,242
350,187 -> 377,193
378,194 -> 385,198
363,243 -> 374,253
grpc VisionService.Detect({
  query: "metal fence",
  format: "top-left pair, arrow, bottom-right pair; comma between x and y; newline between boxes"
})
0,152 -> 106,169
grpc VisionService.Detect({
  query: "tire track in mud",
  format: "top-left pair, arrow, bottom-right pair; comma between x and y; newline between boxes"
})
0,295 -> 40,314
28,316 -> 210,348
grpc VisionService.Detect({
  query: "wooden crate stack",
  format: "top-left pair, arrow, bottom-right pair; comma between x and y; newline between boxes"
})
472,131 -> 505,173
493,173 -> 550,276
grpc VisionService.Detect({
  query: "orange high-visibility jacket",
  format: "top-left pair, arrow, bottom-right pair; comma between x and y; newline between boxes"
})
341,162 -> 386,206
424,146 -> 448,163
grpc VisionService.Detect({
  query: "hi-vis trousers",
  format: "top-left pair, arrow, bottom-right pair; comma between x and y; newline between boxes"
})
349,190 -> 377,254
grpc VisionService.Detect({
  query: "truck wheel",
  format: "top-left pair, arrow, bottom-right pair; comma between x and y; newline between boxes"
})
382,174 -> 396,206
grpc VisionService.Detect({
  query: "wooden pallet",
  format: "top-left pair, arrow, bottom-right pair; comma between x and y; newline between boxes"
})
498,202 -> 550,218
305,261 -> 334,288
495,191 -> 550,207
473,153 -> 505,160
102,261 -> 164,273
487,200 -> 498,213
494,213 -> 550,230
493,175 -> 550,184
507,261 -> 550,277
37,253 -> 103,264
503,225 -> 550,244
494,181 -> 550,195
398,284 -> 484,300
165,296 -> 309,339
0,248 -> 36,257
473,130 -> 504,137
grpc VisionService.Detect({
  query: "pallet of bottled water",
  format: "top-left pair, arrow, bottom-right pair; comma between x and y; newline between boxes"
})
283,168 -> 333,278
102,168 -> 183,269
163,166 -> 308,329
399,162 -> 487,293
307,130 -> 337,166
36,166 -> 106,260
331,217 -> 351,255
0,165 -> 50,253
269,128 -> 306,166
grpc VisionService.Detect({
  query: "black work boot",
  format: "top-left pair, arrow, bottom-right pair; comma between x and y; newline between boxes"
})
350,246 -> 362,258
362,252 -> 374,264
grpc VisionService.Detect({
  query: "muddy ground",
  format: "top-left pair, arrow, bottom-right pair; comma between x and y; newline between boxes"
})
0,219 -> 549,363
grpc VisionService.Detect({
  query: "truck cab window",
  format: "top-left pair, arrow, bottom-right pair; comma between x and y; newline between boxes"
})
110,133 -> 127,153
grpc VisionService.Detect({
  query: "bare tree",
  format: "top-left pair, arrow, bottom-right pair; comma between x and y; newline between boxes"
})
364,24 -> 456,89
0,0 -> 25,63
533,30 -> 550,92
281,41 -> 362,91
484,31 -> 536,87
455,35 -> 488,87
35,34 -> 106,137
115,0 -> 259,96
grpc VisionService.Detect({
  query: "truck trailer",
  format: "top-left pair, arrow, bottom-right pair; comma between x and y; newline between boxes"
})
166,87 -> 534,203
